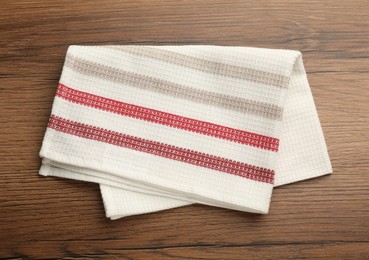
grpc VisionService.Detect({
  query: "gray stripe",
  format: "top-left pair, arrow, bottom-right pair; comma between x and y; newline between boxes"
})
64,55 -> 284,120
105,46 -> 289,88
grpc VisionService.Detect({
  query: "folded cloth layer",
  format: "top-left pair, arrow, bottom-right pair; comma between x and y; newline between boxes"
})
39,45 -> 332,219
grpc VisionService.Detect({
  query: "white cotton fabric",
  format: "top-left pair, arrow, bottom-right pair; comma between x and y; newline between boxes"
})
39,45 -> 332,219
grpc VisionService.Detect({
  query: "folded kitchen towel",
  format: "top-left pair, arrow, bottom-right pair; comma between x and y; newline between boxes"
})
39,45 -> 332,219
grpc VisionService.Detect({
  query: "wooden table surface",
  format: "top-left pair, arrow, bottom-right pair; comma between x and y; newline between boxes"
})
1,1 -> 369,259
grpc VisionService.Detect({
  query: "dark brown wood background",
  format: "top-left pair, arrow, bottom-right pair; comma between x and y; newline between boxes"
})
1,0 -> 369,259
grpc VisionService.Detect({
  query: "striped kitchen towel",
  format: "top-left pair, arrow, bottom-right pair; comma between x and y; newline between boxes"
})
39,45 -> 332,219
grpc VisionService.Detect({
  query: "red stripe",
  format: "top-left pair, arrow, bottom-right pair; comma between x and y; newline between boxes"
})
56,84 -> 279,151
48,115 -> 275,184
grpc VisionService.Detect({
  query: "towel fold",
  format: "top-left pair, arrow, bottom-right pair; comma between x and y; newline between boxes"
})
39,45 -> 332,219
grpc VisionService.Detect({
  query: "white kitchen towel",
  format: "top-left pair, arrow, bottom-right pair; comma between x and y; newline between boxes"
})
39,45 -> 332,219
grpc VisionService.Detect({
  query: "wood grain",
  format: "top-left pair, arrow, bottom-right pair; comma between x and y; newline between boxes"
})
1,0 -> 369,259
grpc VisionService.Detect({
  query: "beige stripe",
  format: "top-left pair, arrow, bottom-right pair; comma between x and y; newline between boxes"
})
105,46 -> 289,88
64,55 -> 284,120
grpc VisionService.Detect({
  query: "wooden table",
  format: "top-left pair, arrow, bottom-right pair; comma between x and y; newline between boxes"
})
1,1 -> 368,259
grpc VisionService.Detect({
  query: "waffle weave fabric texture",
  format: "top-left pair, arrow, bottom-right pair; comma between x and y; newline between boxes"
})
39,45 -> 332,220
